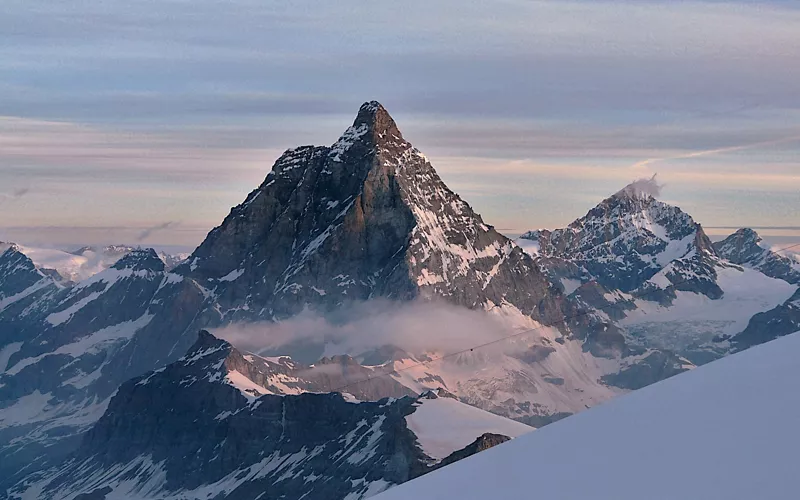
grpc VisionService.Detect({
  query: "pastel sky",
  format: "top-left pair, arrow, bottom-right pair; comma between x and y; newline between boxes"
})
1,0 -> 799,252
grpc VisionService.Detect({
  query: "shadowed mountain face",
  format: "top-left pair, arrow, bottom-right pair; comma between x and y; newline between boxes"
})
12,332 -> 529,500
0,246 -> 62,343
0,248 -> 209,488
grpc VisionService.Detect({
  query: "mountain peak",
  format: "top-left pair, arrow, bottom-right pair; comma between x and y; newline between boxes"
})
111,248 -> 164,272
182,100 -> 561,324
193,329 -> 228,351
354,100 -> 390,123
0,241 -> 21,256
732,227 -> 760,242
712,228 -> 800,286
352,100 -> 403,141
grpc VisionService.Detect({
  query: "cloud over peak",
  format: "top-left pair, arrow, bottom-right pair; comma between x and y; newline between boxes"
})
616,174 -> 662,199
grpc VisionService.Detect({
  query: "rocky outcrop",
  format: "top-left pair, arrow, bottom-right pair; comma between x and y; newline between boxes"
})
432,433 -> 511,470
601,350 -> 691,390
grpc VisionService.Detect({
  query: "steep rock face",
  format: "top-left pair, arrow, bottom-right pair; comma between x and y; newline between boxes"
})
12,332 -> 528,500
179,101 -> 562,325
0,245 -> 58,305
714,228 -> 800,285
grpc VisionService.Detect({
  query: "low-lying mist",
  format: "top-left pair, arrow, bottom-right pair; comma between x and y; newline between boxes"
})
212,299 -> 525,364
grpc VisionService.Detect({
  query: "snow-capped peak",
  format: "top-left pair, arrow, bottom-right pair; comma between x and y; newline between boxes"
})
518,178 -> 721,297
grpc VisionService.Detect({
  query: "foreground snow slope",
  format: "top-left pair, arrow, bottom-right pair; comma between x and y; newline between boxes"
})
378,330 -> 800,500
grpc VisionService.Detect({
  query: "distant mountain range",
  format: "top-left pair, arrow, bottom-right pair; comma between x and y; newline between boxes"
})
0,243 -> 188,283
2,102 -> 797,499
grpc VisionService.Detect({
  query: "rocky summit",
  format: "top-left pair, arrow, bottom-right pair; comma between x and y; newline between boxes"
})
714,228 -> 800,285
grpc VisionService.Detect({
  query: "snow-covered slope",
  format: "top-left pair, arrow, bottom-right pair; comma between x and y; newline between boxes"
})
621,265 -> 796,351
377,330 -> 800,500
406,391 -> 532,460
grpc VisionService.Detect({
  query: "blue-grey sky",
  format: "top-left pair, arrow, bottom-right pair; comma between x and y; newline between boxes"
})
1,0 -> 799,251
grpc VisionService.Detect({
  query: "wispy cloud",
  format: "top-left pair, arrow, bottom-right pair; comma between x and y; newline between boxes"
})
137,221 -> 179,242
632,134 -> 800,169
0,187 -> 31,206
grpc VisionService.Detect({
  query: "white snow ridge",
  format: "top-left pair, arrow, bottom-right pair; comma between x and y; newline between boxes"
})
377,330 -> 800,500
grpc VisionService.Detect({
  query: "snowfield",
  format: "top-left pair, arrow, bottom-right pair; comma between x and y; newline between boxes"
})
623,265 -> 797,349
377,331 -> 800,500
406,396 -> 532,460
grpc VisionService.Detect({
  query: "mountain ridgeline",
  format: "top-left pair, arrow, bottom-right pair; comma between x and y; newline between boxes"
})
1,102 -> 798,499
